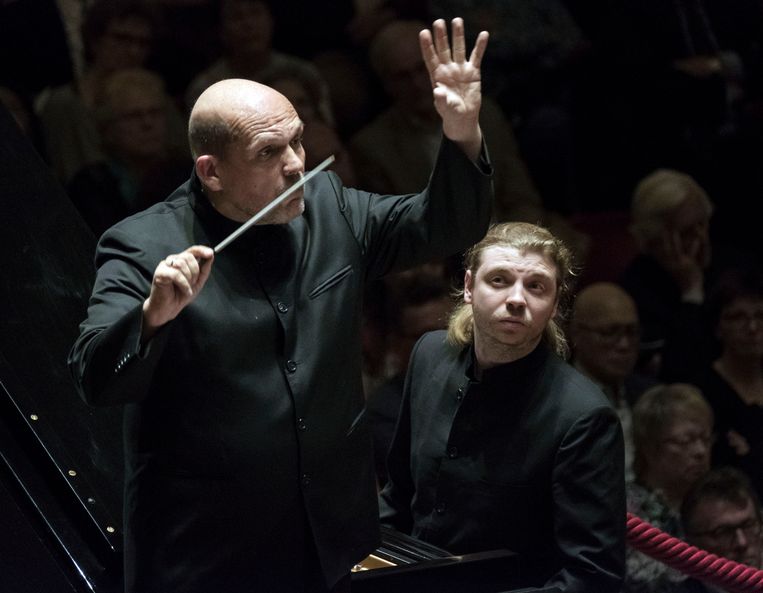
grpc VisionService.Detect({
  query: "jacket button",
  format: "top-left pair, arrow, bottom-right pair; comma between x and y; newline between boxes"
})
277,302 -> 289,313
434,502 -> 446,515
447,446 -> 458,459
297,418 -> 307,431
301,474 -> 311,486
456,387 -> 464,401
285,360 -> 297,373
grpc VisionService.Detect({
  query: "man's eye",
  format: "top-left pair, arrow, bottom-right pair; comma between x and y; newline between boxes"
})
291,136 -> 303,147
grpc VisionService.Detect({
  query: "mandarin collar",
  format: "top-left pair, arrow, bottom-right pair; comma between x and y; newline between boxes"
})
467,340 -> 551,386
188,171 -> 241,243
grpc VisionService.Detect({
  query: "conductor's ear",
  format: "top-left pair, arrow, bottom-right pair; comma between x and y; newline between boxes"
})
195,155 -> 222,192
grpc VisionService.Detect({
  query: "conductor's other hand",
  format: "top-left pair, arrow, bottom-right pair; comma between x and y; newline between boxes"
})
419,17 -> 489,161
142,245 -> 215,340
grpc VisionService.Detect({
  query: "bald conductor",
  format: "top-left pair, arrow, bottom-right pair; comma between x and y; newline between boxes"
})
69,18 -> 492,593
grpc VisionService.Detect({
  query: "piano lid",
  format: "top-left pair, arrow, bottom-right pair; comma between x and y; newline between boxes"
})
0,101 -> 124,591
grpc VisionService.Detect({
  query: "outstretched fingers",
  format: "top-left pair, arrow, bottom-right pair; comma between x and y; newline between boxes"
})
432,18 -> 451,62
469,30 -> 489,70
419,28 -> 438,86
419,18 -> 489,78
451,17 -> 466,63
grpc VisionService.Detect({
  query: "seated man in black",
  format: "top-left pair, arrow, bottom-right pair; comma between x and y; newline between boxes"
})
380,222 -> 626,592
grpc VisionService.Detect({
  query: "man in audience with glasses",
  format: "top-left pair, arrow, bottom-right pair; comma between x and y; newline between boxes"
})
679,466 -> 762,592
569,281 -> 657,481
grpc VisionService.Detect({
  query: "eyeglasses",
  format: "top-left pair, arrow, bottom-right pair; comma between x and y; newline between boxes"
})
576,323 -> 641,343
690,518 -> 762,549
720,310 -> 763,328
661,432 -> 716,448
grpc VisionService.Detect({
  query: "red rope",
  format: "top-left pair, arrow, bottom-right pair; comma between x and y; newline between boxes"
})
627,512 -> 763,593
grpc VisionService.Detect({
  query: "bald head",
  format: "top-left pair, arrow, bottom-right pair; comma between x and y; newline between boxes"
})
188,78 -> 296,159
571,282 -> 640,386
573,282 -> 637,325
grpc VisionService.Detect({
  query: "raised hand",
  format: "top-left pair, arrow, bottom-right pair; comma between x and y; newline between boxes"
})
656,226 -> 707,297
419,17 -> 489,160
141,245 -> 215,341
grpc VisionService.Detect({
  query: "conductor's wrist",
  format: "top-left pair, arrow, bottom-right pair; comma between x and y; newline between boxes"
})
449,127 -> 483,162
141,299 -> 167,343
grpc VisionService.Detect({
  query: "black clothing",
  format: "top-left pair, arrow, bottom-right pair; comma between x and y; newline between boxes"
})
380,331 -> 626,592
68,139 -> 493,592
367,373 -> 405,487
67,158 -> 191,237
697,366 -> 763,499
619,254 -> 711,380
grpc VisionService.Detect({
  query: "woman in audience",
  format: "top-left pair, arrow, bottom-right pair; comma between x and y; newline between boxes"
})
626,383 -> 714,592
697,268 -> 763,499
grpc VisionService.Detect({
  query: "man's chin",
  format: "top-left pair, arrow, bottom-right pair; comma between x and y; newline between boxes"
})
286,196 -> 305,218
263,197 -> 305,225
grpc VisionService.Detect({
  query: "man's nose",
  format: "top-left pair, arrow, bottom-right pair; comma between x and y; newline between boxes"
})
283,144 -> 304,176
733,526 -> 749,548
613,333 -> 634,349
690,438 -> 711,456
505,283 -> 526,306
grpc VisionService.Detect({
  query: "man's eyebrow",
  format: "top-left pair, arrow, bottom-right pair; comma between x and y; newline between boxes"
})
485,265 -> 553,279
251,122 -> 304,148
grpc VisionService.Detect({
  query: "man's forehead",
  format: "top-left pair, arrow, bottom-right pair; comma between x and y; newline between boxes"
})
693,497 -> 756,528
480,246 -> 554,274
583,300 -> 638,324
248,118 -> 303,145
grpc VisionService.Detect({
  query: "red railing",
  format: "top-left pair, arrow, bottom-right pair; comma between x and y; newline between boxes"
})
627,512 -> 763,593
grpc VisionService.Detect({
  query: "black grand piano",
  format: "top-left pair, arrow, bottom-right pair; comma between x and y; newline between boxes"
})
0,105 -> 555,593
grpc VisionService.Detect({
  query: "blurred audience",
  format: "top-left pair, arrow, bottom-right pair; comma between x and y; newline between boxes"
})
350,18 -> 590,263
681,466 -> 762,588
570,282 -> 657,481
183,0 -> 333,120
591,0 -> 763,180
619,169 -> 715,378
626,383 -> 714,593
146,0 -> 220,102
0,0 -> 77,95
695,268 -> 763,499
428,0 -> 593,215
365,262 -> 453,487
36,0 -> 181,184
67,68 -> 191,237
